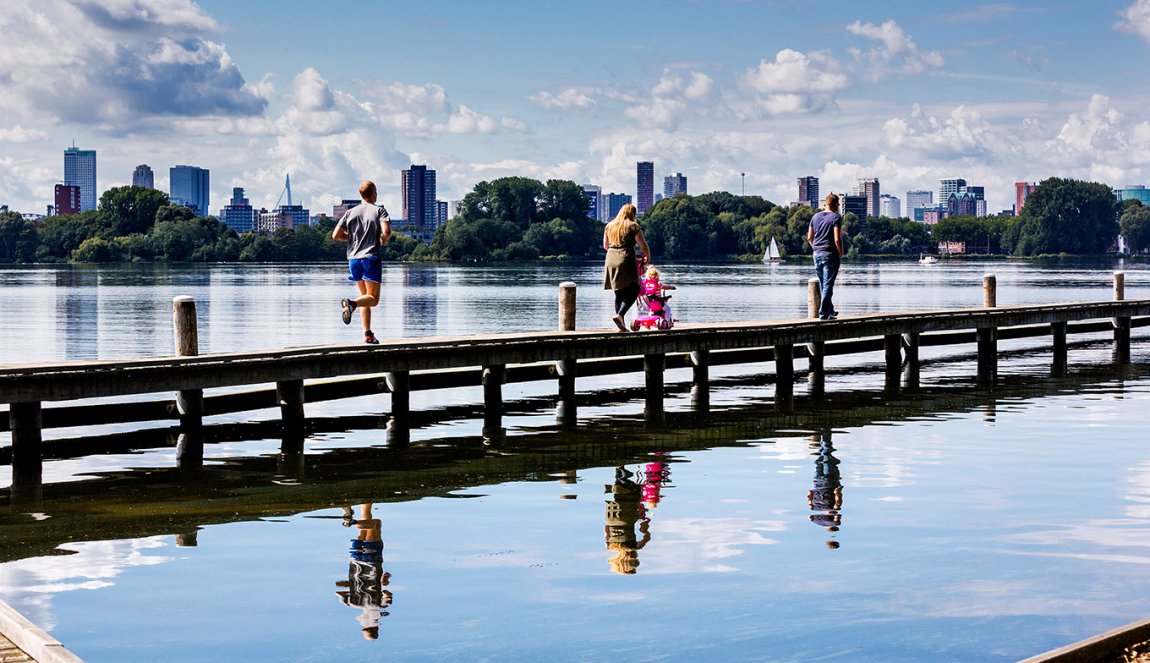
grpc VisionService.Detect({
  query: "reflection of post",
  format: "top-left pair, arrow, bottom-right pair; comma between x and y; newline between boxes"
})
482,364 -> 505,437
775,344 -> 794,408
807,278 -> 825,397
644,353 -> 665,425
883,334 -> 901,397
176,430 -> 204,472
1051,320 -> 1068,377
557,282 -> 578,426
808,432 -> 842,549
1114,272 -> 1130,365
901,332 -> 920,392
385,370 -> 410,430
10,401 -> 43,507
690,349 -> 709,412
277,379 -> 305,454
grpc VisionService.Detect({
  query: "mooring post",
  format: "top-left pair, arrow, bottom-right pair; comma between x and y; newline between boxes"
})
775,343 -> 794,406
10,401 -> 44,504
482,364 -> 506,433
385,370 -> 410,428
557,282 -> 578,425
1114,271 -> 1131,364
1051,321 -> 1068,377
807,278 -> 825,396
884,334 -> 902,396
690,349 -> 710,412
644,353 -> 665,417
172,296 -> 204,471
978,275 -> 998,386
902,332 -> 920,392
277,379 -> 306,454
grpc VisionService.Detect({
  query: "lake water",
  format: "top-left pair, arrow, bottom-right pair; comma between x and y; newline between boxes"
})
1,259 -> 1149,662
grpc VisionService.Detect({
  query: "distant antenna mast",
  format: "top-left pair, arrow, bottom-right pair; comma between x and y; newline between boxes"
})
286,173 -> 293,207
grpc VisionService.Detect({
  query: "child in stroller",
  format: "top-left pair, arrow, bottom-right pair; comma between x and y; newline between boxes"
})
631,263 -> 676,331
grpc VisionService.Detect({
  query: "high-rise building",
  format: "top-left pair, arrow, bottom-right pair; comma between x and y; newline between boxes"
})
939,178 -> 967,211
843,194 -> 868,221
54,184 -> 81,216
947,192 -> 977,217
1015,181 -> 1038,214
636,161 -> 654,215
220,187 -> 258,233
855,178 -> 880,217
663,173 -> 687,199
259,205 -> 308,232
879,194 -> 901,218
401,164 -> 437,231
437,200 -> 449,227
906,190 -> 932,220
64,146 -> 97,212
798,176 -> 819,208
132,164 -> 154,189
170,165 -> 210,216
582,184 -> 602,221
604,193 -> 632,220
333,199 -> 360,221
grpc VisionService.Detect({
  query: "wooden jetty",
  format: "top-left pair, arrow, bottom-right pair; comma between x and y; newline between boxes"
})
1,274 -> 1148,495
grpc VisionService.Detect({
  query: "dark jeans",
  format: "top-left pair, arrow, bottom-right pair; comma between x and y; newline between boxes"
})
813,251 -> 840,318
614,283 -> 640,316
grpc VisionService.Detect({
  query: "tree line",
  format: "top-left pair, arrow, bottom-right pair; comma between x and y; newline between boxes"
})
0,176 -> 1144,264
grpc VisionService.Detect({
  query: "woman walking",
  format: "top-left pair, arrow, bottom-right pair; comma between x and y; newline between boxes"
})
602,203 -> 651,332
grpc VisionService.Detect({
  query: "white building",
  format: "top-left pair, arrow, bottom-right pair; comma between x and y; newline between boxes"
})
879,194 -> 901,218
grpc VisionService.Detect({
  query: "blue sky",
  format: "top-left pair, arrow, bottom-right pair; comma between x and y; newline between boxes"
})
3,0 -> 1150,216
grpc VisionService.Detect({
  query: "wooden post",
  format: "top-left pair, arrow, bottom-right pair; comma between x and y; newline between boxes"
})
10,401 -> 44,502
808,278 -> 820,319
884,334 -> 901,396
775,343 -> 794,406
977,327 -> 997,386
690,349 -> 710,412
557,282 -> 578,425
644,353 -> 665,417
172,296 -> 203,430
482,364 -> 506,433
277,379 -> 306,454
1114,272 -> 1130,364
902,332 -> 920,392
385,370 -> 410,427
983,274 -> 997,308
1051,321 -> 1068,377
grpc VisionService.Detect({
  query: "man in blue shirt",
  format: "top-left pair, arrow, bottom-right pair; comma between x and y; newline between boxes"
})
806,193 -> 843,320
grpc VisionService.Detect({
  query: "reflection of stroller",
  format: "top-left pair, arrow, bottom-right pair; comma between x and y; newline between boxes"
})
631,257 -> 676,331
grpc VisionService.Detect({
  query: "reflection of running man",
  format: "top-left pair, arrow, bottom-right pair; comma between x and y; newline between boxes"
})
605,467 -> 651,574
807,432 -> 843,549
336,504 -> 393,640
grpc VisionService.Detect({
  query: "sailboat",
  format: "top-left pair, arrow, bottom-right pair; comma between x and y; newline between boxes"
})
763,237 -> 782,263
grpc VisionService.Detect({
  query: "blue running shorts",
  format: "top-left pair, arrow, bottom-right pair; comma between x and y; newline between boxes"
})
347,256 -> 382,283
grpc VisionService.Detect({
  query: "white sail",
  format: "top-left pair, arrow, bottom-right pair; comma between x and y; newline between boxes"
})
766,237 -> 781,261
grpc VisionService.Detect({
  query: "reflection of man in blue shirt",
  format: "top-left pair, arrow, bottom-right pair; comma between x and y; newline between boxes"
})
336,504 -> 393,640
807,432 -> 843,549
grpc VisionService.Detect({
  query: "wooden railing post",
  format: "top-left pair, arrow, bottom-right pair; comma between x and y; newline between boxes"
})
644,353 -> 665,419
807,278 -> 821,319
385,370 -> 410,428
690,349 -> 710,412
557,282 -> 578,425
978,275 -> 998,386
902,332 -> 920,392
172,296 -> 203,429
10,401 -> 44,504
1114,271 -> 1130,364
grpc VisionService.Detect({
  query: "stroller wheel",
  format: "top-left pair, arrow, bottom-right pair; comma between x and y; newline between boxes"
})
657,318 -> 670,330
630,320 -> 641,332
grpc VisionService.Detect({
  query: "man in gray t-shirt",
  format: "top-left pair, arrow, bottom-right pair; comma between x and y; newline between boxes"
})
333,180 -> 392,344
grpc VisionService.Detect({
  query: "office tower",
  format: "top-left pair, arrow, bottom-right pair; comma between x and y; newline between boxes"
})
332,199 -> 360,220
604,193 -> 633,220
220,187 -> 258,233
582,184 -> 602,221
437,200 -> 449,226
939,178 -> 967,210
636,161 -> 654,215
947,192 -> 977,216
906,190 -> 932,219
843,194 -> 868,221
170,165 -> 210,216
401,164 -> 437,230
132,164 -> 154,189
54,184 -> 81,216
855,178 -> 880,218
64,146 -> 97,212
663,173 -> 687,198
879,194 -> 901,218
259,205 -> 308,232
798,176 -> 819,208
1015,181 -> 1038,214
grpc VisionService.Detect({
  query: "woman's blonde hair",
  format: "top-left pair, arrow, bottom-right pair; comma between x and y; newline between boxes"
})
645,265 -> 659,279
604,203 -> 637,247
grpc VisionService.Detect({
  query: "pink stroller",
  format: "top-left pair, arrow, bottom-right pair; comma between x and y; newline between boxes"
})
631,259 -> 676,331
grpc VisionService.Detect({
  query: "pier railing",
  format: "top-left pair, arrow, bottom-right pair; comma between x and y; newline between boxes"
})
1,274 -> 1148,488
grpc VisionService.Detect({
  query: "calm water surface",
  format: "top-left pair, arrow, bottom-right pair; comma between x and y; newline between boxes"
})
0,259 -> 1149,662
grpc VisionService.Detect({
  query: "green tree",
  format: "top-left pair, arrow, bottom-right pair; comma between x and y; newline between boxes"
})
1011,178 -> 1118,255
71,237 -> 122,263
458,177 -> 545,229
1121,205 -> 1150,254
539,180 -> 590,223
36,211 -> 108,261
99,185 -> 170,236
0,212 -> 39,262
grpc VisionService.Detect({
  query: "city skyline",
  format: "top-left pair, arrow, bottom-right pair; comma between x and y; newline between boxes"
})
4,1 -> 1150,216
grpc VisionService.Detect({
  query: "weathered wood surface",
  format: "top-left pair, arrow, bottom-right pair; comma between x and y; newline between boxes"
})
1,301 -> 1148,405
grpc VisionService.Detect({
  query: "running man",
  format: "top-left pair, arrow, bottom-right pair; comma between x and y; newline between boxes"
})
333,181 -> 391,344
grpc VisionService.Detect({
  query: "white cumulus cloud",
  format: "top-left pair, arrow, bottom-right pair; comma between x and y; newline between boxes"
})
529,88 -> 595,109
1117,0 -> 1150,42
846,20 -> 944,79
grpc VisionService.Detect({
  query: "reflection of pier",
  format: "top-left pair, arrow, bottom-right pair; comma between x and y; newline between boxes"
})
0,361 -> 1146,565
1,277 -> 1148,493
